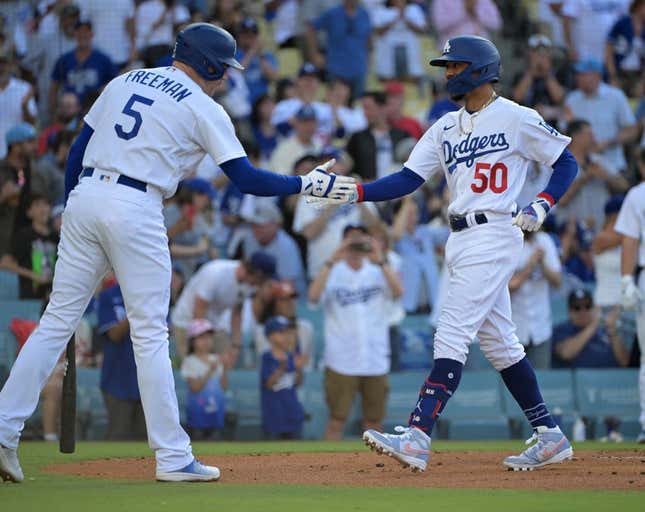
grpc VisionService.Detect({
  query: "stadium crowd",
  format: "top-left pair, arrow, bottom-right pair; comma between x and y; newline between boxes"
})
0,0 -> 643,442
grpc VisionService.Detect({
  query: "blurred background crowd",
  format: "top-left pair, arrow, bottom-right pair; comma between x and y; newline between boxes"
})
0,0 -> 644,443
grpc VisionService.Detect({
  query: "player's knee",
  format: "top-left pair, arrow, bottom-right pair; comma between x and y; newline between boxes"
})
432,335 -> 468,365
479,338 -> 525,371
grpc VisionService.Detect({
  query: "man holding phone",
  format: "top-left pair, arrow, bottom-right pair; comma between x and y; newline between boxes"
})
307,224 -> 403,440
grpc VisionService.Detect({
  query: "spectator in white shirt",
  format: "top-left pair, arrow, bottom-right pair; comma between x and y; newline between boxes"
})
509,229 -> 562,369
135,0 -> 190,67
308,224 -> 403,440
78,0 -> 135,68
269,104 -> 322,175
0,50 -> 36,159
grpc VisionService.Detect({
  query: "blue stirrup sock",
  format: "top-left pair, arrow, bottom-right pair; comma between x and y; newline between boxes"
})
408,358 -> 463,434
500,356 -> 556,430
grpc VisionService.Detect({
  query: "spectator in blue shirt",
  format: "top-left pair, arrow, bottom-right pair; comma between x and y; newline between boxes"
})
605,0 -> 645,97
552,289 -> 630,368
50,20 -> 115,114
235,17 -> 279,104
97,277 -> 146,440
261,316 -> 306,440
306,0 -> 372,99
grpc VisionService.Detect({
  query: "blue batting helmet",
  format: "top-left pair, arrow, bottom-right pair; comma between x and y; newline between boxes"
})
173,23 -> 244,81
430,36 -> 501,96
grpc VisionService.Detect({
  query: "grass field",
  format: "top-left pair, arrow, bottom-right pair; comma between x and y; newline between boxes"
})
2,440 -> 644,512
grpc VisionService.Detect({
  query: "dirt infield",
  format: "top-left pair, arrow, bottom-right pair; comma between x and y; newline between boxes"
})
44,450 -> 645,490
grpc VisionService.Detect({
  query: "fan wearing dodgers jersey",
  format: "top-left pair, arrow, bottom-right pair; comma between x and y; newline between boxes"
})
318,36 -> 579,472
0,23 -> 354,484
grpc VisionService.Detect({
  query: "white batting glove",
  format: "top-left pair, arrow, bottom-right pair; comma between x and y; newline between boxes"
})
513,198 -> 551,232
300,159 -> 357,203
621,275 -> 643,310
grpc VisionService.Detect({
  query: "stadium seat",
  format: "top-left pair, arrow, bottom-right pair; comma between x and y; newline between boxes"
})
76,367 -> 107,440
441,371 -> 511,440
574,368 -> 640,439
0,270 -> 19,300
502,369 -> 576,438
398,315 -> 433,370
227,369 -> 263,440
300,370 -> 328,440
0,299 -> 43,365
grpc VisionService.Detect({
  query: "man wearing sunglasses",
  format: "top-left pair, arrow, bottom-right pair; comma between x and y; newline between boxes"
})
552,289 -> 630,369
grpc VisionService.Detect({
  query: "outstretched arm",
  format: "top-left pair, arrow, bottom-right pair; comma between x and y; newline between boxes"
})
356,167 -> 425,202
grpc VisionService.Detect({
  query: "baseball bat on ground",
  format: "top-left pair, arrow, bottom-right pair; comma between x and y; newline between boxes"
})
59,336 -> 76,454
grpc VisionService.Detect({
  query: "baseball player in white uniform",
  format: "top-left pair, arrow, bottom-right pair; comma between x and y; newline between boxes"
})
316,36 -> 579,472
0,23 -> 353,483
614,148 -> 645,443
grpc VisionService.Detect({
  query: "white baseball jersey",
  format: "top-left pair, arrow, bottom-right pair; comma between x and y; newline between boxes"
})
615,182 -> 645,266
171,259 -> 251,330
320,260 -> 392,376
404,97 -> 571,215
83,66 -> 246,198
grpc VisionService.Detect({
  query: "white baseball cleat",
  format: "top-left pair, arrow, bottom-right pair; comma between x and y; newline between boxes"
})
503,425 -> 573,471
156,459 -> 221,482
363,426 -> 431,472
0,445 -> 24,483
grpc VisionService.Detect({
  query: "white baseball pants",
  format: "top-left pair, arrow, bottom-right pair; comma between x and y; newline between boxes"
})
433,217 -> 526,371
638,273 -> 645,431
0,171 -> 193,472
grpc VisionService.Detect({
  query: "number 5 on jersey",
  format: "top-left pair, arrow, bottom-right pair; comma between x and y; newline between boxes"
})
115,94 -> 155,140
471,162 -> 508,193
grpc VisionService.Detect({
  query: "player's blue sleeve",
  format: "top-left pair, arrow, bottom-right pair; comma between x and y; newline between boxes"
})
358,167 -> 425,202
64,122 -> 94,203
219,156 -> 302,196
539,148 -> 578,206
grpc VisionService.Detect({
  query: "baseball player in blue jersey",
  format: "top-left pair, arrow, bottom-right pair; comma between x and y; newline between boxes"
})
0,23 -> 353,483
314,36 -> 579,472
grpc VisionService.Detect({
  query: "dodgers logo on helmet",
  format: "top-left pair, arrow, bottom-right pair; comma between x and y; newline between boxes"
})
430,35 -> 501,96
173,23 -> 244,81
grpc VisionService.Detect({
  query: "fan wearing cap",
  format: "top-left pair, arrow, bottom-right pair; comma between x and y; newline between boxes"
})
234,199 -> 307,296
269,104 -> 323,176
564,58 -> 639,174
271,63 -> 335,140
180,318 -> 230,440
163,177 -> 217,278
0,123 -> 37,234
260,315 -> 306,440
171,251 -> 278,359
384,81 -> 424,140
235,17 -> 279,104
552,289 -> 630,369
512,34 -> 566,128
605,1 -> 645,96
50,19 -> 116,114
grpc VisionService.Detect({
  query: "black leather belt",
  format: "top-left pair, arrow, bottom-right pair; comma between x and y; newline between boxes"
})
449,212 -> 488,232
81,168 -> 147,192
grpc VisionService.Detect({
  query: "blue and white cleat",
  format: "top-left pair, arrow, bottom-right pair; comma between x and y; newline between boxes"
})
0,445 -> 24,483
503,425 -> 573,471
156,459 -> 221,482
363,426 -> 431,472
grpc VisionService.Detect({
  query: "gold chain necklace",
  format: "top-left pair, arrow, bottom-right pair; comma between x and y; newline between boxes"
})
458,92 -> 498,134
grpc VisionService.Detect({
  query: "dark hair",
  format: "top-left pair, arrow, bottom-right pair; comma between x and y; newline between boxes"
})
241,138 -> 260,160
292,154 -> 318,172
250,94 -> 272,126
630,0 -> 645,14
26,193 -> 49,210
566,119 -> 590,137
275,78 -> 294,103
361,90 -> 387,106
